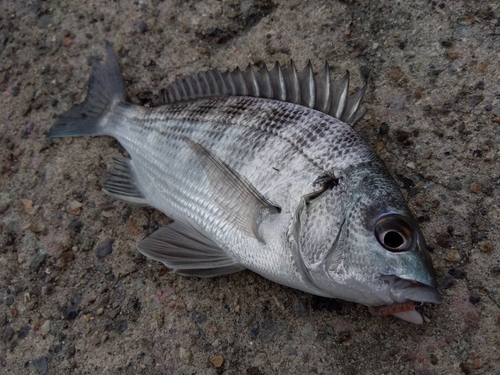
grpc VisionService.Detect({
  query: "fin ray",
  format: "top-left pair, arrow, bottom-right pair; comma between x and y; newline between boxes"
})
102,157 -> 149,206
182,137 -> 280,241
138,221 -> 245,278
49,42 -> 126,137
158,61 -> 367,126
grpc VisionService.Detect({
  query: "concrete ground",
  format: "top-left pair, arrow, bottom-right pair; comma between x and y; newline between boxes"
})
1,0 -> 499,374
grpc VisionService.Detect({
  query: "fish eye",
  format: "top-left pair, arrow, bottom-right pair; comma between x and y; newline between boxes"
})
374,215 -> 413,252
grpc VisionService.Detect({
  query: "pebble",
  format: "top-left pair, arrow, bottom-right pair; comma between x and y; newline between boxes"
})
210,355 -> 224,368
477,176 -> 491,188
394,129 -> 410,142
429,353 -> 438,365
436,233 -> 452,248
249,323 -> 259,339
491,266 -> 500,276
388,67 -> 403,82
336,330 -> 351,343
360,65 -> 371,79
20,198 -> 35,214
445,250 -> 461,262
187,310 -> 207,324
179,347 -> 192,363
17,325 -> 31,340
40,320 -> 50,336
65,346 -> 76,358
469,182 -> 483,193
68,200 -> 83,215
36,13 -> 52,28
3,326 -> 14,341
95,239 -> 114,258
138,20 -> 148,33
29,356 -> 48,374
30,249 -> 47,270
478,240 -> 493,253
113,320 -> 128,334
293,299 -> 309,317
61,305 -> 79,320
469,294 -> 481,305
22,122 -> 34,138
379,122 -> 389,135
30,222 -> 45,233
448,268 -> 466,279
0,192 -> 12,213
437,275 -> 456,289
460,362 -> 471,374
143,355 -> 154,366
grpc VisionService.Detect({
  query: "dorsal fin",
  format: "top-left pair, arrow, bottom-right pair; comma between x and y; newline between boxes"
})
159,61 -> 368,126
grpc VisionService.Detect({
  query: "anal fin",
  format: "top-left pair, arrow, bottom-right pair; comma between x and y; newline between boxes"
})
102,156 -> 150,206
138,221 -> 245,278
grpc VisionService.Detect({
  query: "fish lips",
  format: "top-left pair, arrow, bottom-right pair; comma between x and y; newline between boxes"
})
383,276 -> 443,305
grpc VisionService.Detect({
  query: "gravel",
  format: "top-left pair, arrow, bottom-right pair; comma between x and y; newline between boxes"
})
1,0 -> 500,374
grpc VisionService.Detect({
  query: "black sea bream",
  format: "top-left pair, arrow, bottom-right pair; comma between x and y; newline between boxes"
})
49,43 -> 442,324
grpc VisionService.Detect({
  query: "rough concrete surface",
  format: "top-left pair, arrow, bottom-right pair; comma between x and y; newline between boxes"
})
1,0 -> 499,374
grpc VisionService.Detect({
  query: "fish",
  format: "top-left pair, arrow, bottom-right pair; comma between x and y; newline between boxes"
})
48,42 -> 442,324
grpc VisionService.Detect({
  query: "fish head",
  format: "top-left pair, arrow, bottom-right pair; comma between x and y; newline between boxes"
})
300,165 -> 442,324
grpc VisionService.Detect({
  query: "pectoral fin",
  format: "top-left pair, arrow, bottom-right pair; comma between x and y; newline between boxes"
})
138,220 -> 245,278
182,137 -> 280,241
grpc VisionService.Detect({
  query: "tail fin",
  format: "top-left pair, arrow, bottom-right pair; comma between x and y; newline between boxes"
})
48,42 -> 127,138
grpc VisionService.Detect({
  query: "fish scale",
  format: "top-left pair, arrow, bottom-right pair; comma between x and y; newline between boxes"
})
48,43 -> 442,324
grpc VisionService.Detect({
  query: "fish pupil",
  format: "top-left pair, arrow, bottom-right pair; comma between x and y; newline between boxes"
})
384,231 -> 404,249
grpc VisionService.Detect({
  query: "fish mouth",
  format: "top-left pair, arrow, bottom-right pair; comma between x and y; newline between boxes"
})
370,277 -> 443,324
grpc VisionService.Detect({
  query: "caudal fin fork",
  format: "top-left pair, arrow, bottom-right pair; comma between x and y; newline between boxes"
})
48,42 -> 127,138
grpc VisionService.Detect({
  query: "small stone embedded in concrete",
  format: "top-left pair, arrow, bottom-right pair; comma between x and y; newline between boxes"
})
469,182 -> 483,193
445,250 -> 461,262
68,200 -> 83,215
95,239 -> 114,258
2,326 -> 14,341
293,299 -> 309,317
469,293 -> 481,305
20,198 -> 34,214
436,232 -> 452,248
0,192 -> 12,214
30,249 -> 47,270
143,355 -> 154,366
30,221 -> 45,233
448,268 -> 466,279
179,347 -> 192,363
478,240 -> 493,253
210,355 -> 224,368
40,320 -> 50,336
29,356 -> 48,374
18,325 -> 31,339
437,275 -> 456,290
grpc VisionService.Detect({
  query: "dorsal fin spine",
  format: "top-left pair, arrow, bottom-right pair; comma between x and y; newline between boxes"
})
257,63 -> 273,98
283,61 -> 300,104
159,61 -> 367,126
315,61 -> 331,113
298,61 -> 315,108
244,64 -> 259,97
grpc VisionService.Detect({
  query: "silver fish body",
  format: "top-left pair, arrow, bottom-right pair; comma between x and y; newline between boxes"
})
49,43 -> 442,324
